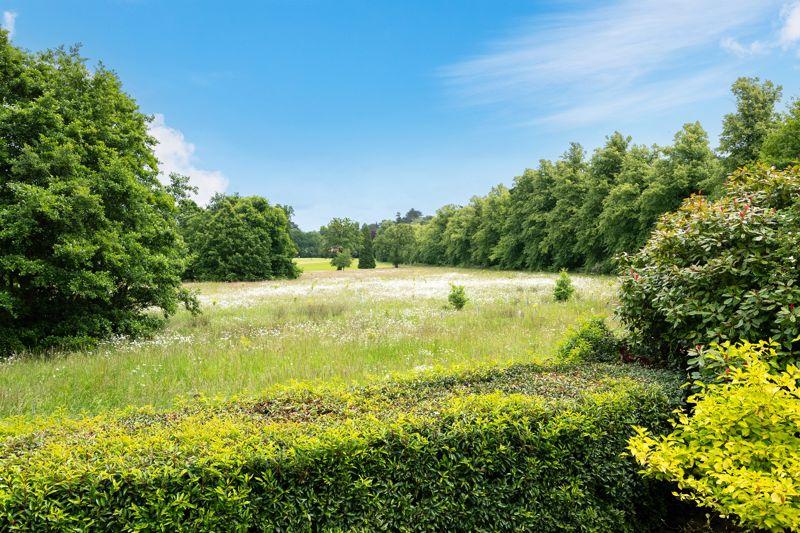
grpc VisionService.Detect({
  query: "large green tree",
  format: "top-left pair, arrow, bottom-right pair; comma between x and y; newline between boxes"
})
357,225 -> 376,269
0,37 -> 195,351
718,77 -> 782,173
374,222 -> 417,267
184,195 -> 299,281
320,217 -> 360,256
761,98 -> 800,168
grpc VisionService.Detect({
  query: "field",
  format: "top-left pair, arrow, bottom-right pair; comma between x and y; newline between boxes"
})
294,257 -> 394,271
0,264 -> 616,417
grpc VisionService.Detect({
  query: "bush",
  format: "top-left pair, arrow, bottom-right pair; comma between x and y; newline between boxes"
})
0,37 -> 195,352
0,362 -> 682,531
629,342 -> 800,531
553,270 -> 576,302
617,164 -> 800,369
558,317 -> 621,363
448,283 -> 468,310
331,249 -> 353,270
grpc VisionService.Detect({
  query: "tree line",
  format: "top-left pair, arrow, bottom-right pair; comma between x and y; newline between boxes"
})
303,77 -> 797,273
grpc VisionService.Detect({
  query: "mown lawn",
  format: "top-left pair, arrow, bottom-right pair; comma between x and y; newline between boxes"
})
295,257 -> 394,272
0,265 -> 617,417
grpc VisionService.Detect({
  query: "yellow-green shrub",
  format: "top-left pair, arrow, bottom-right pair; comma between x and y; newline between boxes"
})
629,342 -> 800,532
0,362 -> 681,532
558,317 -> 621,363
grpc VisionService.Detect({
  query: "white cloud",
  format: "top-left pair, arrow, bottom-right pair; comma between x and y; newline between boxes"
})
780,2 -> 800,47
720,37 -> 768,57
440,0 -> 781,127
2,11 -> 16,39
148,114 -> 228,204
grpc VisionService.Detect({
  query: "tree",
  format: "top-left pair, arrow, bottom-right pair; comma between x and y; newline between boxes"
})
443,204 -> 478,266
761,98 -> 800,168
0,37 -> 196,351
494,164 -> 557,270
575,132 -> 630,271
357,225 -> 376,269
374,222 -> 417,267
597,144 -> 657,259
718,77 -> 782,173
470,185 -> 509,267
331,249 -> 352,271
541,143 -> 588,270
185,195 -> 299,281
320,218 -> 360,256
398,208 -> 423,223
415,205 -> 457,265
290,229 -> 324,257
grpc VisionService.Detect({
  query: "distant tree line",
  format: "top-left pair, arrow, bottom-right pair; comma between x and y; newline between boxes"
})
313,77 -> 795,273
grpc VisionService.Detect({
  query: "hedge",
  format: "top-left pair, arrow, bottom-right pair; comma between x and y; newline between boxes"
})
0,362 -> 682,532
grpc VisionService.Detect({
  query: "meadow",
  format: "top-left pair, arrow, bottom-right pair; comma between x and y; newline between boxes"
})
0,263 -> 616,417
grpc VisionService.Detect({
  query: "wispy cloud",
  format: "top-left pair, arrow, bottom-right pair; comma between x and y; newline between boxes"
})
780,2 -> 800,48
2,11 -> 16,39
440,0 -> 784,127
149,114 -> 228,204
720,37 -> 769,58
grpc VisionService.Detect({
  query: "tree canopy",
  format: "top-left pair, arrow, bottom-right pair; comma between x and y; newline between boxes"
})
181,194 -> 299,282
0,36 -> 195,351
320,218 -> 361,256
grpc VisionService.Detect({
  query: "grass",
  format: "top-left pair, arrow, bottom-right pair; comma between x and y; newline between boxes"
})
0,265 -> 618,417
295,256 -> 393,272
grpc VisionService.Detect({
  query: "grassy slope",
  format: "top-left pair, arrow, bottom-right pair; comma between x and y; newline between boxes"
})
0,266 -> 617,417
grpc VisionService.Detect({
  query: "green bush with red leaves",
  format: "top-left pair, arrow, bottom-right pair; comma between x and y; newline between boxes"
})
617,164 -> 800,369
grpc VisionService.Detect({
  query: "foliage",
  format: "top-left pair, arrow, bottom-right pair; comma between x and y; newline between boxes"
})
718,77 -> 782,174
357,226 -> 376,269
290,228 -> 323,257
331,249 -> 353,270
410,119 -> 725,275
553,270 -> 576,302
761,97 -> 800,169
0,361 -> 682,531
374,222 -> 417,267
181,194 -> 299,282
629,341 -> 800,532
448,284 -> 468,310
617,164 -> 800,369
558,317 -> 620,363
396,208 -> 423,223
320,217 -> 361,256
0,36 -> 196,352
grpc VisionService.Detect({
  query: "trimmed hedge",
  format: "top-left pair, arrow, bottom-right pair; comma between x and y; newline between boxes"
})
0,362 -> 681,531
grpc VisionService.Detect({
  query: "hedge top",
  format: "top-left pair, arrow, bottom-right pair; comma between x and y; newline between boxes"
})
0,361 -> 679,466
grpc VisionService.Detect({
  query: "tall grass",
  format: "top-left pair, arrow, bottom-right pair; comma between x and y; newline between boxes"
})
0,266 -> 617,417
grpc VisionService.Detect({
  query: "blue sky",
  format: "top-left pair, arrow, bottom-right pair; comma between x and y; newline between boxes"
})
3,1 -> 800,230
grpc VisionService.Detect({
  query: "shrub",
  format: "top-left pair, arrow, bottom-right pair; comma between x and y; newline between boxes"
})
448,283 -> 468,310
331,249 -> 353,270
553,270 -> 576,302
629,342 -> 800,531
617,164 -> 800,369
0,362 -> 682,531
558,317 -> 621,363
0,37 -> 196,352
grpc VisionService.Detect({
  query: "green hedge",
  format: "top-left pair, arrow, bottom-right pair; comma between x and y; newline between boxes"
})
0,362 -> 681,531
